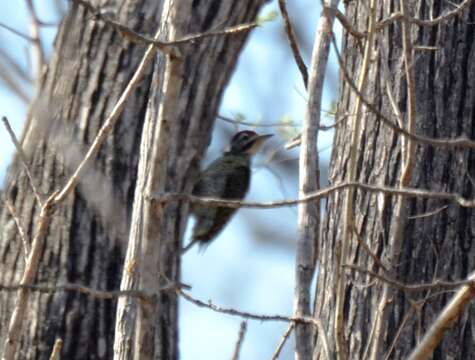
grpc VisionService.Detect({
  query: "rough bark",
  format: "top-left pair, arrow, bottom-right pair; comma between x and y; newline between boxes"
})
0,0 -> 267,358
114,1 -> 268,359
314,1 -> 475,359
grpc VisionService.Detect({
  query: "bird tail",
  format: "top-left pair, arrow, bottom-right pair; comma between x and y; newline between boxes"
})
181,217 -> 215,254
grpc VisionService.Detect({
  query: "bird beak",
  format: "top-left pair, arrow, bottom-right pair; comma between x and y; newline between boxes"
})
246,134 -> 273,154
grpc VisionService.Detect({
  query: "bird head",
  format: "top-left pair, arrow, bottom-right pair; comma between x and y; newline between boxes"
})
228,130 -> 273,155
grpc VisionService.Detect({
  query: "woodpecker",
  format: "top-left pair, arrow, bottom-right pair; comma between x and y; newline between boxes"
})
183,130 -> 273,253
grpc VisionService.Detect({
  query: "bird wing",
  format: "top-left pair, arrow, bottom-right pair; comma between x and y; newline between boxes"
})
191,161 -> 250,244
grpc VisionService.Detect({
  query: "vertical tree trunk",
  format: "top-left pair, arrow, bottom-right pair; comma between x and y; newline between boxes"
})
0,2 -> 160,358
114,1 -> 268,359
314,1 -> 475,359
0,0 -> 267,358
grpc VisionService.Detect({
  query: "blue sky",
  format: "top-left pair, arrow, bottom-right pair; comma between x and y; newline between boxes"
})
0,1 -> 341,358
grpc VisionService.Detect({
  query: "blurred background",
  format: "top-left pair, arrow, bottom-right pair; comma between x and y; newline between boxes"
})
0,1 -> 341,358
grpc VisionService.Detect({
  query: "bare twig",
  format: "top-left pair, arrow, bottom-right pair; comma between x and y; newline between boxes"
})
217,114 -> 298,128
352,226 -> 389,273
2,116 -> 43,204
284,114 -> 348,149
154,181 -> 475,209
408,272 -> 475,360
3,199 -> 30,258
0,23 -> 34,41
345,264 -> 475,292
231,321 -> 247,360
72,0 -> 258,54
218,113 -> 339,131
384,308 -> 413,360
278,0 -> 308,88
0,48 -> 33,84
376,0 -> 473,29
413,45 -> 438,51
49,338 -> 63,360
0,282 -> 179,301
330,7 -> 365,39
407,205 -> 448,219
179,290 -> 319,326
271,323 -> 294,360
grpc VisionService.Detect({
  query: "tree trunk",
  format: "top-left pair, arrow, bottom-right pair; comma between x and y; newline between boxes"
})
0,0 -> 266,358
113,1 -> 268,359
314,1 -> 475,359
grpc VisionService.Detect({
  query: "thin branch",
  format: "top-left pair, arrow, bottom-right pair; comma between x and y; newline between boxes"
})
271,323 -> 294,360
0,22 -> 34,41
284,114 -> 348,150
0,47 -> 33,83
407,205 -> 448,219
352,225 -> 389,273
326,6 -> 366,39
179,290 -> 319,326
376,0 -> 473,29
231,321 -> 247,360
383,308 -> 414,360
345,265 -> 475,292
0,63 -> 31,103
278,0 -> 308,88
2,116 -> 43,205
72,0 -> 258,54
217,113 -> 339,131
3,199 -> 30,258
408,272 -> 475,360
217,114 -> 298,128
25,0 -> 45,88
154,181 -> 475,209
0,281 -> 187,300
